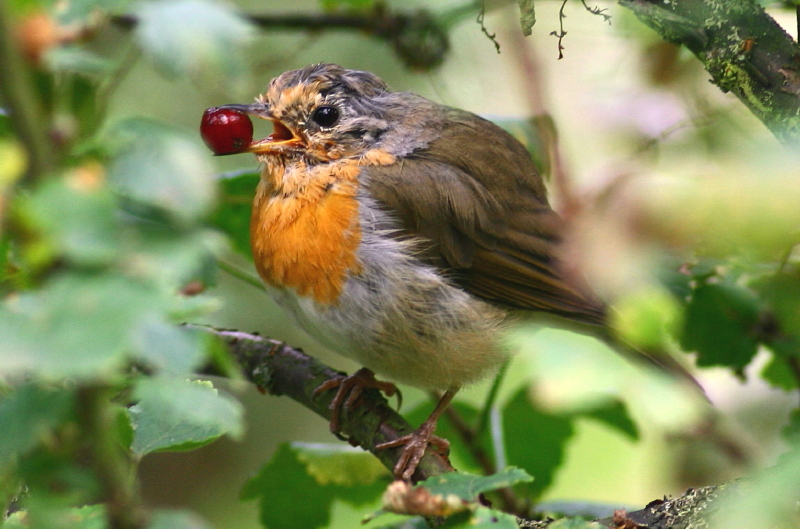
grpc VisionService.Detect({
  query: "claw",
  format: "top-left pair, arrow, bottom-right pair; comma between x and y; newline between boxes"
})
376,389 -> 457,481
313,368 -> 401,433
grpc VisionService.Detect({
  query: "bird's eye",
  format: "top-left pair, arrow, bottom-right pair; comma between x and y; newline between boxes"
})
311,106 -> 340,128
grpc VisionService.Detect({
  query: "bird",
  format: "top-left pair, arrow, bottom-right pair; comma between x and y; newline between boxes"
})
208,63 -> 678,481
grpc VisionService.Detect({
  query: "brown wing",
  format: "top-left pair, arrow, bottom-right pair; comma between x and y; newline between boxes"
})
363,107 -> 605,325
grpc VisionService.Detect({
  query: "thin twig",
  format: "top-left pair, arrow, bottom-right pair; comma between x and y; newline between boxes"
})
477,3 -> 500,54
581,0 -> 612,24
77,385 -> 145,528
549,0 -> 569,60
474,362 -> 508,437
217,259 -> 265,291
94,44 -> 141,133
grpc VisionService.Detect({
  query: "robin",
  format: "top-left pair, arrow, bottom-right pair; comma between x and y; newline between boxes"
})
209,63 -> 681,481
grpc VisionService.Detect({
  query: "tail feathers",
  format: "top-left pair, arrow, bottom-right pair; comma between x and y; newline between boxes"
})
600,327 -> 706,396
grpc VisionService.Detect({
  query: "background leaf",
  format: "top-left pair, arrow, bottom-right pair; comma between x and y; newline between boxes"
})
681,282 -> 761,370
241,443 -> 343,529
135,0 -> 254,83
130,378 -> 243,457
209,170 -> 260,258
502,388 -> 572,499
24,172 -> 120,267
108,119 -> 217,223
291,442 -> 390,487
0,272 -> 169,378
419,467 -> 533,501
577,400 -> 639,442
0,384 -> 74,463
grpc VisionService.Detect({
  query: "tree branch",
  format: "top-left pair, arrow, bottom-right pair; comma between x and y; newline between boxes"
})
111,5 -> 450,71
192,326 -> 455,483
618,0 -> 800,145
522,483 -> 727,528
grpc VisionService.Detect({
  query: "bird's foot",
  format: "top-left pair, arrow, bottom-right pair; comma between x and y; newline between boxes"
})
376,420 -> 450,481
313,367 -> 401,433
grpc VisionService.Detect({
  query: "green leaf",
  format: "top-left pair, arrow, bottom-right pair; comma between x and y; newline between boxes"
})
0,384 -> 74,463
147,509 -> 212,529
44,47 -> 114,76
419,467 -> 533,502
753,269 -> 800,337
761,353 -> 797,391
711,448 -> 800,528
242,444 -> 337,529
610,286 -> 682,350
130,378 -> 243,457
680,282 -> 761,370
123,225 -> 221,291
291,442 -> 389,487
577,399 -> 639,441
55,0 -> 131,24
115,404 -> 135,450
108,119 -> 216,223
502,388 -> 572,498
209,170 -> 260,258
0,272 -> 169,378
135,0 -> 254,81
517,0 -> 536,36
131,320 -> 207,375
24,174 -> 120,267
782,409 -> 800,445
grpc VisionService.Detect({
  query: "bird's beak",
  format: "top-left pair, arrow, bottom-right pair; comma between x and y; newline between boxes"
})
218,103 -> 304,154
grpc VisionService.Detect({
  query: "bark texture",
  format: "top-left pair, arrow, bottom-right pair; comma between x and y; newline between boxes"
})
619,0 -> 800,144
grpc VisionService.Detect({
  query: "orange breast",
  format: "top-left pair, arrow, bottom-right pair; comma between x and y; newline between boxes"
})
250,160 -> 363,306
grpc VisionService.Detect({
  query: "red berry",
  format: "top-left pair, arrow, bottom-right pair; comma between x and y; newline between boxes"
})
200,107 -> 254,155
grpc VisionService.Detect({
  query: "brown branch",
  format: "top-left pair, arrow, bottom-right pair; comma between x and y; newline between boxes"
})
618,0 -> 800,145
192,326 -> 454,483
111,6 -> 450,70
521,483 -> 725,528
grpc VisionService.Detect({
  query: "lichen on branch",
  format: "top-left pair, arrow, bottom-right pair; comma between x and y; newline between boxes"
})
619,0 -> 800,145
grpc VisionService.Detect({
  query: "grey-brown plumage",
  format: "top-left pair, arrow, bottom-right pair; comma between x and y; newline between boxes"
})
362,102 -> 606,325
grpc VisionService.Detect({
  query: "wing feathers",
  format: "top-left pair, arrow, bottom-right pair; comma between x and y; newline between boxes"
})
363,106 -> 605,325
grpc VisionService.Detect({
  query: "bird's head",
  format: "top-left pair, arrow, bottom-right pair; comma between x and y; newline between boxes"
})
221,63 -> 392,165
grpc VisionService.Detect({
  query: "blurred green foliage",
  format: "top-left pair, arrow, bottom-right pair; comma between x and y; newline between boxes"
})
1,0 -> 800,528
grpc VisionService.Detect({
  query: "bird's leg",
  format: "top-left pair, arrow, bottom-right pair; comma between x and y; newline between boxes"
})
313,367 -> 401,433
376,389 -> 457,481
